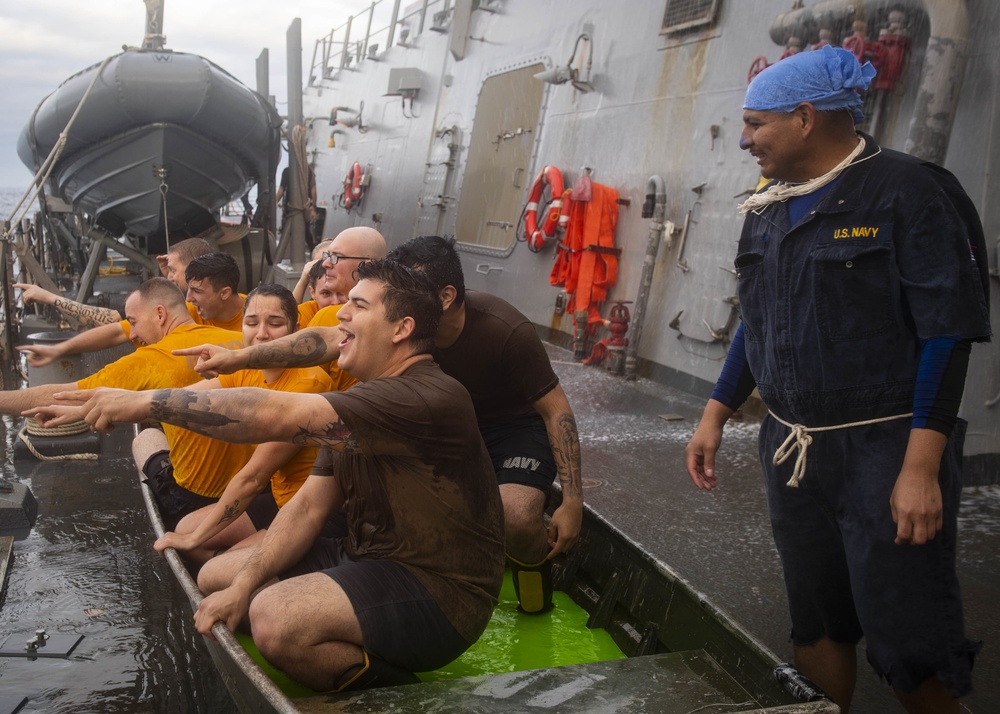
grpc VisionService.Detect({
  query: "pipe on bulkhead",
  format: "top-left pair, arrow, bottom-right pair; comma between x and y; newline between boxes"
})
624,176 -> 667,380
769,0 -> 969,165
903,0 -> 969,163
769,0 -> 863,47
273,18 -> 308,271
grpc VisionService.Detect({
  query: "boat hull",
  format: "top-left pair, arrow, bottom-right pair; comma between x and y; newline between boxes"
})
18,49 -> 280,252
138,456 -> 834,713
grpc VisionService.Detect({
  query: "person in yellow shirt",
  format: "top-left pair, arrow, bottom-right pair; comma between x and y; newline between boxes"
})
180,251 -> 246,331
17,245 -> 240,366
152,284 -> 333,566
13,237 -> 212,329
179,227 -> 386,391
292,238 -> 333,303
17,278 -> 253,527
296,260 -> 338,328
121,251 -> 246,343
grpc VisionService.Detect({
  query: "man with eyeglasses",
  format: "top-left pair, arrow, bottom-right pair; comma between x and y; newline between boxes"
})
182,226 -> 386,382
316,227 -> 386,306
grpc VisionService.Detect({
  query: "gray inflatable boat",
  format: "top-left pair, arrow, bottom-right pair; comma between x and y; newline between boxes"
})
17,48 -> 281,253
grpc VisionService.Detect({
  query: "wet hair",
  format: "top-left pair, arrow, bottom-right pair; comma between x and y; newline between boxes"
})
184,251 -> 241,292
386,235 -> 465,306
307,259 -> 327,287
130,277 -> 187,311
355,258 -> 442,352
245,283 -> 299,331
168,238 -> 214,264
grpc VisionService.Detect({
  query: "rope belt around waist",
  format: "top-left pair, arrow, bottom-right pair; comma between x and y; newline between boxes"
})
769,410 -> 912,487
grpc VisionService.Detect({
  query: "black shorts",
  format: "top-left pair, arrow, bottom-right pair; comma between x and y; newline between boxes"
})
245,487 -> 280,530
141,450 -> 217,530
480,413 -> 556,495
279,538 -> 469,672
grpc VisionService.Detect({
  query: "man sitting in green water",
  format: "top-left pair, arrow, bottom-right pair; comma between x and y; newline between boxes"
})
58,260 -> 506,692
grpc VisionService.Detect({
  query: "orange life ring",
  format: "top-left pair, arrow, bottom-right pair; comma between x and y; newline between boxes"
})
524,166 -> 568,251
343,162 -> 363,210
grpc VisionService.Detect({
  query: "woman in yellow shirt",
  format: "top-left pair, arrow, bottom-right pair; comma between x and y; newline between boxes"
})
153,284 -> 332,566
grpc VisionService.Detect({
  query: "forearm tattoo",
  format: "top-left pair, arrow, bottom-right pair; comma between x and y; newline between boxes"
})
292,418 -> 360,451
217,499 -> 241,525
148,389 -> 241,437
247,329 -> 333,369
52,297 -> 120,328
551,412 -> 583,500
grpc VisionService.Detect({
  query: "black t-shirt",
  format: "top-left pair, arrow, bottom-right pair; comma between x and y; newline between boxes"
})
433,291 -> 559,423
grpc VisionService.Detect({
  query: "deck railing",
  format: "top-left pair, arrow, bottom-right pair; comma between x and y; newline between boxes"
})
307,0 -> 451,86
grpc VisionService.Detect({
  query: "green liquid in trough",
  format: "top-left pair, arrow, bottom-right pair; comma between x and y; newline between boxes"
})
237,571 -> 626,697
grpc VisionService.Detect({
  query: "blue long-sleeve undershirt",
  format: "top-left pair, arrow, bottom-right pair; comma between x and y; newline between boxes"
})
709,325 -> 971,435
912,336 -> 971,435
710,322 -> 756,410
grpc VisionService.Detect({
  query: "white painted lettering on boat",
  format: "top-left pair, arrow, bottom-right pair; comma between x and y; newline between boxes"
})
525,674 -> 608,707
471,670 -> 547,699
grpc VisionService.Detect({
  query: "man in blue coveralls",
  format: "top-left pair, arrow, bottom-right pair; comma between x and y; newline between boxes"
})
685,46 -> 991,713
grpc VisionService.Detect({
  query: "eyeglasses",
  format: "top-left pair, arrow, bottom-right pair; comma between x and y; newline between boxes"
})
322,252 -> 369,265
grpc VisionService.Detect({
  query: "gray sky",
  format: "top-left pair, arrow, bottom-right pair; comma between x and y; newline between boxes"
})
0,0 -> 375,187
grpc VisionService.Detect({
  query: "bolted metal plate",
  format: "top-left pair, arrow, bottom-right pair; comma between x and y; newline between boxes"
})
0,632 -> 83,659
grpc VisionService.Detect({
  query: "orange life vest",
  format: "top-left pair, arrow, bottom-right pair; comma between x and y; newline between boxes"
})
550,181 -> 620,334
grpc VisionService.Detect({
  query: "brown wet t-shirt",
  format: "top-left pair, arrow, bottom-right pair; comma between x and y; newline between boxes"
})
319,359 -> 505,643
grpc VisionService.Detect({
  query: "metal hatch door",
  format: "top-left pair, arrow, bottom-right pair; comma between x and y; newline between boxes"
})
455,63 -> 545,251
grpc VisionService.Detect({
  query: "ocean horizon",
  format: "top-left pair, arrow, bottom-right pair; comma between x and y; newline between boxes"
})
1,185 -> 39,222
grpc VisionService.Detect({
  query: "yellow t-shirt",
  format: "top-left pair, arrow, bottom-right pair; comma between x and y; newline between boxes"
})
219,366 -> 333,507
120,296 -> 246,340
307,304 -> 358,392
78,324 -> 254,498
297,300 -> 320,330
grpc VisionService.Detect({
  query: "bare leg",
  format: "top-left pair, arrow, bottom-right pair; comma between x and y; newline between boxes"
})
229,528 -> 267,551
131,428 -> 168,481
499,484 -> 553,612
894,675 -> 960,714
498,483 -> 548,562
250,572 -> 366,691
197,543 -> 260,594
793,637 -> 857,712
173,509 -> 259,567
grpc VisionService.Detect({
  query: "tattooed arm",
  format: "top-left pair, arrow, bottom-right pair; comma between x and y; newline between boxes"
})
63,386 -> 359,451
15,283 -> 121,328
534,384 -> 584,558
154,440 -> 302,555
17,321 -> 130,367
174,327 -> 342,376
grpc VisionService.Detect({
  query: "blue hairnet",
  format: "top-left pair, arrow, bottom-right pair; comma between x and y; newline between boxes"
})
744,45 -> 876,124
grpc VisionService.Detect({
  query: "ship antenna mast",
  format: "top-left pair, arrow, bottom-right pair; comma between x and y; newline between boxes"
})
142,0 -> 166,50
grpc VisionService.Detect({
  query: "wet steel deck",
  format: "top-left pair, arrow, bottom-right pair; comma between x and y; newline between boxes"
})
553,346 -> 1000,714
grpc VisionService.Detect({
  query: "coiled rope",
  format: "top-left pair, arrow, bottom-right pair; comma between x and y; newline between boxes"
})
18,416 -> 99,461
